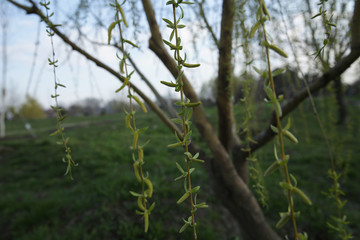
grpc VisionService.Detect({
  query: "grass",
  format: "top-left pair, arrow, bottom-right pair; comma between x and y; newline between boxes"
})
0,97 -> 359,240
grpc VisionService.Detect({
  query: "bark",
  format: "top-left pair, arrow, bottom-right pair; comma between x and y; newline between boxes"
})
351,0 -> 360,49
195,0 -> 219,47
141,1 -> 280,239
217,0 -> 235,152
334,77 -> 346,125
236,48 -> 360,161
7,0 -> 183,140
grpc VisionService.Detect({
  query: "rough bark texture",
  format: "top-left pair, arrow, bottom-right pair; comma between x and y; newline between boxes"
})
141,1 -> 281,239
334,77 -> 346,124
236,48 -> 360,161
217,0 -> 235,152
351,0 -> 360,49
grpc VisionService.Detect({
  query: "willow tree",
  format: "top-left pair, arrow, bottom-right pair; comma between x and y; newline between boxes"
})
7,0 -> 360,239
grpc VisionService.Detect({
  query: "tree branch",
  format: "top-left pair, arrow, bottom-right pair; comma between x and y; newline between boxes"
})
194,0 -> 219,47
236,47 -> 360,161
216,0 -> 236,152
141,0 -> 219,149
7,0 -> 182,139
74,19 -> 179,120
351,0 -> 360,49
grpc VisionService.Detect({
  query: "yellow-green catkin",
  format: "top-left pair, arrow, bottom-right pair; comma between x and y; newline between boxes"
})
311,0 -> 337,59
253,1 -> 312,239
108,0 -> 155,233
40,0 -> 77,179
161,1 -> 207,239
236,1 -> 268,208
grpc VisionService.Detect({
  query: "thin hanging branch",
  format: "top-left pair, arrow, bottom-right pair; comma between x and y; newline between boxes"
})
194,0 -> 219,47
236,45 -> 360,162
7,0 -> 183,140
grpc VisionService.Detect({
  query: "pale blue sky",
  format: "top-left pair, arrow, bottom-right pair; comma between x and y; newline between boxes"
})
1,0 -> 358,111
1,0 -> 217,109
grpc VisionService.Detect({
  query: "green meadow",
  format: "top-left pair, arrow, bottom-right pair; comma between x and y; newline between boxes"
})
0,98 -> 359,240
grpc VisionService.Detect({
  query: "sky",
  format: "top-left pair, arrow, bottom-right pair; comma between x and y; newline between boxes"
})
1,0 -> 359,111
0,0 -> 218,110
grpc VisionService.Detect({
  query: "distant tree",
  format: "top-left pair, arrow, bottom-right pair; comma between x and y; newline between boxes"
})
81,97 -> 102,116
104,99 -> 126,114
18,95 -> 45,119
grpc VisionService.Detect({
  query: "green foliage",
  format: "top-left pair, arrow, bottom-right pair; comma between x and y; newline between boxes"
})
1,105 -> 359,239
108,0 -> 154,233
40,0 -> 77,180
18,95 -> 46,119
161,1 -> 206,238
7,1 -> 357,239
311,0 -> 337,59
255,1 -> 311,239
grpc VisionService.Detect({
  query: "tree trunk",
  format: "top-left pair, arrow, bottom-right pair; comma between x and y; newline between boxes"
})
217,0 -> 235,152
333,77 -> 346,124
207,156 -> 281,240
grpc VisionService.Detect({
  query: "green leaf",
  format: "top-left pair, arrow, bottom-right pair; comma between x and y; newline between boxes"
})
268,44 -> 288,58
270,125 -> 278,134
160,81 -> 177,87
249,21 -> 261,39
133,130 -> 139,149
50,129 -> 60,136
135,210 -> 144,215
179,222 -> 190,233
172,118 -> 183,124
115,77 -> 129,92
170,30 -> 175,41
168,141 -> 183,148
162,18 -> 173,26
276,212 -> 291,229
311,12 -> 322,19
148,202 -> 156,212
195,202 -> 208,208
272,68 -> 285,77
107,21 -> 117,44
118,5 -> 128,28
177,191 -> 190,204
176,162 -> 185,173
253,66 -> 267,79
56,83 -> 66,88
279,181 -> 293,191
293,187 -> 312,205
144,211 -> 149,232
298,232 -> 308,240
132,95 -> 147,113
274,100 -> 282,117
190,186 -> 200,194
124,39 -> 139,48
284,118 -> 291,130
176,71 -> 184,83
184,152 -> 192,158
264,86 -> 274,100
264,160 -> 280,177
182,62 -> 200,68
261,1 -> 270,18
184,101 -> 201,107
129,191 -> 142,197
283,130 -> 298,143
144,178 -> 153,198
